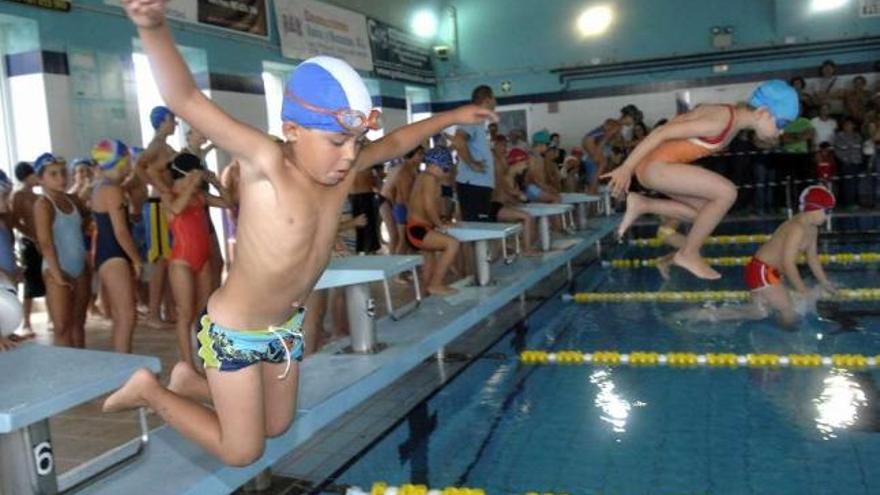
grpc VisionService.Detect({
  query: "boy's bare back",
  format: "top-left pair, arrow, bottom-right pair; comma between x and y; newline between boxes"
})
407,173 -> 438,225
754,218 -> 816,268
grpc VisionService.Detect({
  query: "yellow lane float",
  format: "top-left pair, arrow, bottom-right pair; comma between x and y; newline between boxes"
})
562,288 -> 880,304
606,252 -> 880,269
519,350 -> 879,369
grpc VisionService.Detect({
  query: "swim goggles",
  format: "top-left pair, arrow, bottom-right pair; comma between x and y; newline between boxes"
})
776,118 -> 791,131
284,90 -> 382,134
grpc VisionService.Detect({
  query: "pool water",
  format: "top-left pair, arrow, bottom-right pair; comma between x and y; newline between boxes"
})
329,217 -> 880,495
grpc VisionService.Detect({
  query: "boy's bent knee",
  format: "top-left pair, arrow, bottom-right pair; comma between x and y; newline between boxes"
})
265,418 -> 293,438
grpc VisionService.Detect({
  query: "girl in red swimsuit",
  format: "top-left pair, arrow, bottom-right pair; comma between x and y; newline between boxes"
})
163,153 -> 232,366
603,80 -> 799,280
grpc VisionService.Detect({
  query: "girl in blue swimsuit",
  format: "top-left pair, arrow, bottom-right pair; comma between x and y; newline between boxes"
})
33,153 -> 90,348
91,139 -> 144,354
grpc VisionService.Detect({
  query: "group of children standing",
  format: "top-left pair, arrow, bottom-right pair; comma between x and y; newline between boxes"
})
0,108 -> 236,368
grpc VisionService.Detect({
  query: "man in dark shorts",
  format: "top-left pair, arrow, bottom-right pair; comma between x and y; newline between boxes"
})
11,162 -> 45,334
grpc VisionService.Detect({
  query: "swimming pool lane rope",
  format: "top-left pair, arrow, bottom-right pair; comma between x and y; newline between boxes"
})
346,482 -> 569,495
605,252 -> 880,269
519,350 -> 877,369
562,288 -> 880,304
629,233 -> 771,247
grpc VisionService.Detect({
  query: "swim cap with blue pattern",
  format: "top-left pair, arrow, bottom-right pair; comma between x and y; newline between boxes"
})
424,147 -> 453,172
281,56 -> 373,134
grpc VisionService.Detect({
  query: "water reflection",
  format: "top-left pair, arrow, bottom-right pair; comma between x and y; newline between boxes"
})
589,369 -> 645,435
814,369 -> 868,439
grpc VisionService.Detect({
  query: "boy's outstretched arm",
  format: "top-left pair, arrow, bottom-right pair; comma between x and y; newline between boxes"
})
355,105 -> 496,171
124,0 -> 278,172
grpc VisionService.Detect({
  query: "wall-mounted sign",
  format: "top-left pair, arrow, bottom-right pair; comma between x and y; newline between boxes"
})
274,0 -> 373,71
104,0 -> 268,37
367,17 -> 435,85
6,0 -> 70,12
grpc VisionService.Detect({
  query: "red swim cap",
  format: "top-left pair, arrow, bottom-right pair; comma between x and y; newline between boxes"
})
799,185 -> 836,212
507,148 -> 529,165
570,147 -> 584,158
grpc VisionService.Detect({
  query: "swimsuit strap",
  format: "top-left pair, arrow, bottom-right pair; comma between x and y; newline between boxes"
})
44,193 -> 77,217
697,104 -> 736,145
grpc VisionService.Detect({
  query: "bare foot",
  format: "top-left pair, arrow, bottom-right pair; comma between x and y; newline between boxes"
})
673,251 -> 721,280
656,253 -> 675,281
90,304 -> 105,318
168,361 -> 210,403
617,192 -> 646,240
428,285 -> 459,296
143,316 -> 169,329
657,261 -> 672,281
103,369 -> 157,413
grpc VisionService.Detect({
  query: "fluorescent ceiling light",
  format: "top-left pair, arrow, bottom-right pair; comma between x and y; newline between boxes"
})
577,5 -> 613,37
411,10 -> 438,39
810,0 -> 849,12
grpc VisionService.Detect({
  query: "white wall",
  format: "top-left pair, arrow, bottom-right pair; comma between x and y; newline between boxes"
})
201,90 -> 268,173
44,73 -> 77,158
8,73 -> 51,162
380,107 -> 407,136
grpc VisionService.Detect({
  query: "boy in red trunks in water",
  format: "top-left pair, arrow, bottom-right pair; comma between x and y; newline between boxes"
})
604,80 -> 799,280
677,186 -> 837,329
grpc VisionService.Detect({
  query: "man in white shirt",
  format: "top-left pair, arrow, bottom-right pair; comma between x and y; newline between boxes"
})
810,103 -> 838,149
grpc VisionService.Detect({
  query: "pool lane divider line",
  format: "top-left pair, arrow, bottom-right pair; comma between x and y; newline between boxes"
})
562,288 -> 880,303
630,233 -> 771,247
346,483 -> 570,495
520,350 -> 876,369
605,252 -> 880,269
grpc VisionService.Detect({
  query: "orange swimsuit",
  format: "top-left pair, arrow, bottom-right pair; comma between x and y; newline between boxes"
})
170,194 -> 210,272
635,105 -> 736,177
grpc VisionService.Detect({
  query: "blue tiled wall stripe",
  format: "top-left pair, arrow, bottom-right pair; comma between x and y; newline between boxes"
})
372,95 -> 407,110
5,50 -> 69,76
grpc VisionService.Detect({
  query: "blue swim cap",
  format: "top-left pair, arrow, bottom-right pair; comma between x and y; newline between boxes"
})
749,80 -> 799,129
423,147 -> 453,172
34,153 -> 62,176
281,56 -> 373,134
150,106 -> 174,131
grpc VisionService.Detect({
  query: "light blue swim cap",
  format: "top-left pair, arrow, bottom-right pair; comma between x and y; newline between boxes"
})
281,56 -> 373,134
532,129 -> 551,146
749,80 -> 799,128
